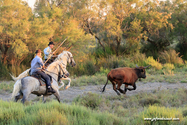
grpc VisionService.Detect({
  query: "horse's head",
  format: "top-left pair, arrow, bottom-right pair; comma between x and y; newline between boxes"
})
56,51 -> 76,67
66,51 -> 76,67
58,62 -> 70,78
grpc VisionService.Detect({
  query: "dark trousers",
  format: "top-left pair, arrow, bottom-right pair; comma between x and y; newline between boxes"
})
36,70 -> 51,88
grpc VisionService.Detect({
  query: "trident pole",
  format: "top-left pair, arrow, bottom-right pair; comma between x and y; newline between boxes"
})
44,37 -> 68,65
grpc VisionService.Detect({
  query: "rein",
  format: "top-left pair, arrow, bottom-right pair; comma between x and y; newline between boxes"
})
44,63 -> 66,80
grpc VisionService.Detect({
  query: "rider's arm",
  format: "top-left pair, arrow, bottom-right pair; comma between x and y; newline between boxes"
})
37,56 -> 44,67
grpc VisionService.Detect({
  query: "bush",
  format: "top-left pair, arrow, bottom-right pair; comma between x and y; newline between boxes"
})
73,92 -> 104,110
139,97 -> 161,106
0,61 -> 11,80
159,49 -> 184,66
162,63 -> 175,75
0,100 -> 125,125
18,109 -> 68,125
134,105 -> 183,125
99,67 -> 110,75
163,63 -> 175,70
131,52 -> 147,66
145,56 -> 163,70
68,59 -> 97,76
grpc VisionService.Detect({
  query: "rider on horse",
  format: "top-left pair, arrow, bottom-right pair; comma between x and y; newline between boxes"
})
30,49 -> 56,93
44,42 -> 55,65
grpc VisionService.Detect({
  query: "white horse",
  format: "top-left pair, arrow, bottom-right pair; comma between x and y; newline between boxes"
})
11,51 -> 76,103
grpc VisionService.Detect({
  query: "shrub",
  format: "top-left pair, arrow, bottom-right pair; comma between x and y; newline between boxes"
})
139,97 -> 161,106
159,49 -> 184,66
0,61 -> 11,80
0,81 -> 14,93
99,67 -> 110,75
183,110 -> 187,117
162,63 -> 175,75
135,105 -> 183,125
145,56 -> 163,70
163,63 -> 175,70
73,92 -> 103,110
68,59 -> 97,76
131,52 -> 147,66
0,101 -> 25,125
18,109 -> 68,125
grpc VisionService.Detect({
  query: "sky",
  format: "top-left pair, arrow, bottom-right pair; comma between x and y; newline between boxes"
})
25,0 -> 168,10
24,0 -> 36,9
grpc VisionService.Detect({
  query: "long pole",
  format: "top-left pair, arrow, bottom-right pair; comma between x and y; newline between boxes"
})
44,37 -> 68,65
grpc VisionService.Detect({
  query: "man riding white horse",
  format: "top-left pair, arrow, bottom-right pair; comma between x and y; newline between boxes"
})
31,49 -> 56,93
44,41 -> 55,65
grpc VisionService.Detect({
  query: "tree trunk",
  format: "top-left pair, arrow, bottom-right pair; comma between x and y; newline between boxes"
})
116,37 -> 121,56
86,20 -> 105,52
2,45 -> 9,65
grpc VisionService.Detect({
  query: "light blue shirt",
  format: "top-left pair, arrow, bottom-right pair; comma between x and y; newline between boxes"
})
44,46 -> 52,60
30,55 -> 44,75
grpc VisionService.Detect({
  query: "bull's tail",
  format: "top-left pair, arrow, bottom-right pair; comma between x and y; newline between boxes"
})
11,79 -> 22,100
102,77 -> 109,93
9,68 -> 30,81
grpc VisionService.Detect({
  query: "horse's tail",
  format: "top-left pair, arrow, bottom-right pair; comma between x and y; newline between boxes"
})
101,74 -> 109,92
10,68 -> 30,81
11,79 -> 22,99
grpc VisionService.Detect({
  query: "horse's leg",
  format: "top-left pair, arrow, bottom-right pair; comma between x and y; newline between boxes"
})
53,91 -> 60,103
15,93 -> 23,102
43,96 -> 47,103
21,90 -> 31,104
65,77 -> 71,89
58,80 -> 65,89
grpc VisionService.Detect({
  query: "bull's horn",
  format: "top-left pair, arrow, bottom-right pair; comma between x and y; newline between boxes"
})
136,64 -> 139,68
144,65 -> 151,69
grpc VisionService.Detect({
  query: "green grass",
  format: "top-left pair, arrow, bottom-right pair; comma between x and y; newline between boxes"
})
1,88 -> 187,125
0,81 -> 14,93
72,89 -> 187,125
0,100 -> 125,125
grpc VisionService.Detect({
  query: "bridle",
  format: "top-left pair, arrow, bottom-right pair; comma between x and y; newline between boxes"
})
44,53 -> 73,81
44,63 -> 67,81
67,53 -> 74,65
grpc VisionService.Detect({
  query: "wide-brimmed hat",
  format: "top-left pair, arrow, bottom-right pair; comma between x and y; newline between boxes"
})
48,42 -> 55,46
35,49 -> 42,54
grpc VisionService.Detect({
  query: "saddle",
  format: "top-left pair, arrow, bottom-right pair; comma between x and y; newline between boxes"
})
29,71 -> 53,86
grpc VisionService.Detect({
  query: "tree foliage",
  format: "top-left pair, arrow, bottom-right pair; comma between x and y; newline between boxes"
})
0,0 -> 187,75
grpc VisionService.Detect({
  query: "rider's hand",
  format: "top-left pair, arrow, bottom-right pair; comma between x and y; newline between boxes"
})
42,65 -> 46,69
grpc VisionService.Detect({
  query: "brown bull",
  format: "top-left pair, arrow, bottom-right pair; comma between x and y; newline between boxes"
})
102,65 -> 150,95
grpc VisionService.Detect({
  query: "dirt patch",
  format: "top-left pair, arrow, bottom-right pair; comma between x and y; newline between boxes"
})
0,81 -> 186,103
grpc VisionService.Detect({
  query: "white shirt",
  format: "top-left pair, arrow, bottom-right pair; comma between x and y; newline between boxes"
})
43,46 -> 52,60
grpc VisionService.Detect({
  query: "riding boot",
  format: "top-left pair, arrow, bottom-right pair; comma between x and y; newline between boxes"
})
47,86 -> 56,93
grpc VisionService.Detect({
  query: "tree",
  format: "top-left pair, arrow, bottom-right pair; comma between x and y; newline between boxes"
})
132,0 -> 174,57
170,0 -> 187,59
0,0 -> 32,65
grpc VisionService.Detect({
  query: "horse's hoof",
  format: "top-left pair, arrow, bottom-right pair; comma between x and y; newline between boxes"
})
65,86 -> 70,89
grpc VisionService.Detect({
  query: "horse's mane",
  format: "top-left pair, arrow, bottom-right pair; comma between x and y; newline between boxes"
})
47,60 -> 60,71
47,51 -> 68,71
55,51 -> 69,61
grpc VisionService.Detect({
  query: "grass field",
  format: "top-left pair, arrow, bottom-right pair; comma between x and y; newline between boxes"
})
0,69 -> 187,125
0,88 -> 187,125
